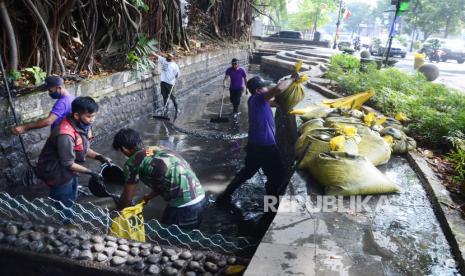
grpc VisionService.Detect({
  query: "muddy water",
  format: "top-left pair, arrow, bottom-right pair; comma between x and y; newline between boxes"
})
86,67 -> 272,242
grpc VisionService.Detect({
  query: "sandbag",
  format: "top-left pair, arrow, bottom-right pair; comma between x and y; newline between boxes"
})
276,61 -> 308,113
357,126 -> 392,166
297,128 -> 359,170
298,118 -> 325,135
324,116 -> 363,127
321,90 -> 374,109
392,136 -> 417,154
380,127 -> 403,140
310,152 -> 400,196
383,118 -> 404,131
293,105 -> 334,121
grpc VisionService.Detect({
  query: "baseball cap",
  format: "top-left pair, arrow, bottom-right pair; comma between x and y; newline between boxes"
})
231,58 -> 238,64
247,76 -> 272,93
44,76 -> 64,89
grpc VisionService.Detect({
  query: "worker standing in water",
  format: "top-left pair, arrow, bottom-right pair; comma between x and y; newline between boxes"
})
11,76 -> 75,135
35,97 -> 111,223
223,58 -> 247,116
113,128 -> 206,230
152,52 -> 180,117
216,74 -> 298,206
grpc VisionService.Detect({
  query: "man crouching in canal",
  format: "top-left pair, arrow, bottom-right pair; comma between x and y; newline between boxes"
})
36,96 -> 111,223
113,128 -> 206,230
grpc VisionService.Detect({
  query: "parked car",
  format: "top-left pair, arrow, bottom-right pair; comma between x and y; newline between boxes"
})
372,40 -> 407,58
338,34 -> 352,50
269,31 -> 303,40
440,41 -> 465,64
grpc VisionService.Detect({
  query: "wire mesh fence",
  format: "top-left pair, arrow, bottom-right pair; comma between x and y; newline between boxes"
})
0,192 -> 256,255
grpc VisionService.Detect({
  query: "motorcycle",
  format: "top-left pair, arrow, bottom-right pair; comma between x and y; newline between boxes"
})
428,49 -> 445,63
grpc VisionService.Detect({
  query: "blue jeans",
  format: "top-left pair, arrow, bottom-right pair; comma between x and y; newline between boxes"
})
161,198 -> 207,231
49,176 -> 79,224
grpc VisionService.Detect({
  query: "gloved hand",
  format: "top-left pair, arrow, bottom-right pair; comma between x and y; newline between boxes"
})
95,155 -> 112,165
87,170 -> 103,180
291,72 -> 300,82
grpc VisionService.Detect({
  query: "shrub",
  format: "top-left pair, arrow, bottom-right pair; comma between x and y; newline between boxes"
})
324,54 -> 465,149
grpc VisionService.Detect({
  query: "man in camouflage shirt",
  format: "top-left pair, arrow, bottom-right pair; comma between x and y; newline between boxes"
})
113,128 -> 206,230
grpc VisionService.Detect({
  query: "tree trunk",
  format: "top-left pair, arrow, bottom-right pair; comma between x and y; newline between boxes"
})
444,16 -> 451,38
0,0 -> 18,71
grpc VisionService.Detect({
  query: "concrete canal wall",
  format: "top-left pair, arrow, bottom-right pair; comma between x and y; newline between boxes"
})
0,48 -> 248,189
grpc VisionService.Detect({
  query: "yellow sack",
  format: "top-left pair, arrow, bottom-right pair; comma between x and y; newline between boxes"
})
276,74 -> 308,113
298,118 -> 325,135
357,126 -> 392,166
110,201 -> 146,242
294,59 -> 303,72
310,152 -> 400,196
292,105 -> 333,121
322,90 -> 375,110
298,128 -> 359,170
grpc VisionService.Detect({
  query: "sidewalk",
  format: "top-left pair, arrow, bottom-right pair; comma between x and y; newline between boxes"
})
244,85 -> 458,276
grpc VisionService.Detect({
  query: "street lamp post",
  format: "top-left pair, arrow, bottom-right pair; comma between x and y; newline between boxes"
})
332,0 -> 343,49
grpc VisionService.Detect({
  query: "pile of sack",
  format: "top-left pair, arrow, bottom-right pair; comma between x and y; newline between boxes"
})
291,90 -> 416,196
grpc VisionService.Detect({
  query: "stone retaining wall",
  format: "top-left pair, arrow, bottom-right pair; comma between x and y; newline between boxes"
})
0,48 -> 248,189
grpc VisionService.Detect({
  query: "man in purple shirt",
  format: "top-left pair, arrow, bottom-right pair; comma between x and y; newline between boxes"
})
216,75 -> 297,206
11,76 -> 75,135
223,58 -> 247,114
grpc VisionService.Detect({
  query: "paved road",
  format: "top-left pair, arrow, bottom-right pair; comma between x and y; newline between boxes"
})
394,53 -> 465,92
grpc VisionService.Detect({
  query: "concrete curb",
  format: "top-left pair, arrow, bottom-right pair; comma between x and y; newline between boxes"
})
308,80 -> 465,274
407,151 -> 465,274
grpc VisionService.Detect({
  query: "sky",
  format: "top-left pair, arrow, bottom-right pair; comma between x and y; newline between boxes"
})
287,0 -> 377,13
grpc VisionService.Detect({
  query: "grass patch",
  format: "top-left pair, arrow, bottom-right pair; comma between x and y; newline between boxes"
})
325,54 -> 465,149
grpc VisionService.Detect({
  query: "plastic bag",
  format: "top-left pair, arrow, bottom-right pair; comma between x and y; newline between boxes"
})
329,135 -> 346,151
321,90 -> 375,110
110,201 -> 146,242
310,152 -> 400,196
395,112 -> 409,122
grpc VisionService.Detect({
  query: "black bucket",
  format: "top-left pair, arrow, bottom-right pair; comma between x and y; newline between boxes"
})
88,163 -> 124,198
100,163 -> 125,186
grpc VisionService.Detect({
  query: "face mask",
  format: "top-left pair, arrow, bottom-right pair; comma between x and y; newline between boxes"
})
77,121 -> 92,133
49,88 -> 61,99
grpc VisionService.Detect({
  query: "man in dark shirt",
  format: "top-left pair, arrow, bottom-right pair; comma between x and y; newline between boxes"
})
36,96 -> 110,221
224,58 -> 247,114
113,128 -> 206,230
11,76 -> 75,134
216,75 -> 297,206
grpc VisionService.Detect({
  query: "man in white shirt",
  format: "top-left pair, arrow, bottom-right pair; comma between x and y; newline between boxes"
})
158,53 -> 180,116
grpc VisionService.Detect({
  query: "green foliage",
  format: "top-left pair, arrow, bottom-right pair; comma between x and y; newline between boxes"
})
325,54 -> 465,149
395,34 -> 409,47
7,69 -> 21,82
286,0 -> 336,31
447,148 -> 465,184
127,35 -> 157,72
24,66 -> 46,85
130,0 -> 149,12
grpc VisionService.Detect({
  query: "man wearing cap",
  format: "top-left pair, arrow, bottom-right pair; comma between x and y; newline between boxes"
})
154,53 -> 180,116
223,58 -> 247,114
36,96 -> 111,222
216,75 -> 298,206
11,76 -> 75,135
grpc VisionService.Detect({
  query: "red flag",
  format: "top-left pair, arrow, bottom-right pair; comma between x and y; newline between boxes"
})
343,9 -> 351,21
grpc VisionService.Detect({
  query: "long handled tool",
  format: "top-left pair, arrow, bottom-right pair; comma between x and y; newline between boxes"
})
210,87 -> 230,123
153,84 -> 175,120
